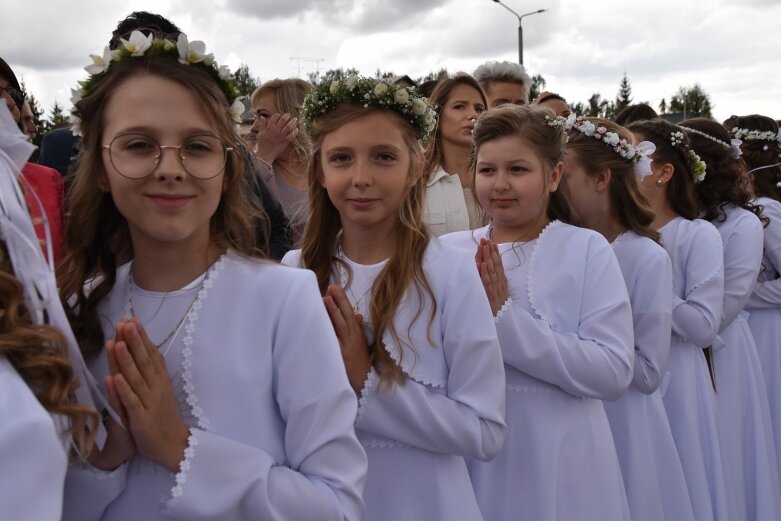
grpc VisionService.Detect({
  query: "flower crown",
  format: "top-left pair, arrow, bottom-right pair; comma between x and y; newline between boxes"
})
300,76 -> 438,140
557,114 -> 655,179
729,126 -> 776,142
70,31 -> 244,136
670,131 -> 707,183
679,125 -> 743,159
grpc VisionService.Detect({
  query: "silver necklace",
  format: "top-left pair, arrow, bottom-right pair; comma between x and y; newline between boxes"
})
126,265 -> 204,354
336,242 -> 375,314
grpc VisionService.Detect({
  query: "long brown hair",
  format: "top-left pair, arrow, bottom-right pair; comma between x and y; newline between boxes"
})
470,104 -> 571,224
58,56 -> 264,359
566,117 -> 660,243
723,114 -> 781,202
1,246 -> 97,456
424,74 -> 487,179
628,119 -> 701,220
681,117 -> 767,226
300,105 -> 435,386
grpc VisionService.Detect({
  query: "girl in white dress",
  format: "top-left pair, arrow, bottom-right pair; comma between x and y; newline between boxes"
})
0,107 -> 98,521
562,116 -> 695,521
283,76 -> 507,521
683,117 -> 781,519
58,32 -> 367,521
422,74 -> 487,235
728,114 -> 781,483
442,105 -> 633,521
629,118 -> 730,520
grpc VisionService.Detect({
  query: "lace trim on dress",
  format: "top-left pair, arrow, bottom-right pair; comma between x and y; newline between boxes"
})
526,220 -> 562,325
356,368 -> 377,424
494,297 -> 512,323
384,339 -> 446,388
164,431 -> 198,513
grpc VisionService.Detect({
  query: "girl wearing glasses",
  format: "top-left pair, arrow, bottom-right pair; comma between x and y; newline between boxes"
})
59,32 -> 366,521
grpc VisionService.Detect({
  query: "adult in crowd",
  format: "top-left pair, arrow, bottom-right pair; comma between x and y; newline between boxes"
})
473,60 -> 531,108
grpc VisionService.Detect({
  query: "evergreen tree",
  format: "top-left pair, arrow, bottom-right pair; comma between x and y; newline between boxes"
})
233,64 -> 260,97
585,93 -> 613,118
41,101 -> 69,134
418,67 -> 449,83
669,84 -> 712,118
614,73 -> 633,113
529,74 -> 546,102
659,98 -> 667,114
308,67 -> 361,85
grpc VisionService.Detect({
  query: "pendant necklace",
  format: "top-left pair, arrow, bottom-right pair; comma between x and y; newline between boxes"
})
336,242 -> 375,315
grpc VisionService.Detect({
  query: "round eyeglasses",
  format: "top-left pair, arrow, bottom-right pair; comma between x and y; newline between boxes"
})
102,133 -> 233,180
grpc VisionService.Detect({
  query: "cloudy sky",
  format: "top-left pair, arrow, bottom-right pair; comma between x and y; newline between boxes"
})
1,0 -> 779,123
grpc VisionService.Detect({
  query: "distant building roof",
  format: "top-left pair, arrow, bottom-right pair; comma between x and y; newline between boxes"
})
391,75 -> 417,88
660,112 -> 686,123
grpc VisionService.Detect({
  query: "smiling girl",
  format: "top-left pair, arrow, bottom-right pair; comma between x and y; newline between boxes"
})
283,76 -> 506,520
58,32 -> 366,521
442,105 -> 634,520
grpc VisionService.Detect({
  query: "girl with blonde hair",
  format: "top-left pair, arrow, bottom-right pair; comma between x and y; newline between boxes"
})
284,76 -> 506,520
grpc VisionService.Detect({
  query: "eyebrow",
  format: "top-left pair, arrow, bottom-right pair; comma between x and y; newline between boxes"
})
112,126 -> 217,136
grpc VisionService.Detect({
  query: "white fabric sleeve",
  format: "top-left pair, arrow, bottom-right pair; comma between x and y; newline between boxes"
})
670,224 -> 724,347
62,464 -> 128,521
746,215 -> 781,309
495,239 -> 635,400
0,361 -> 68,521
355,254 -> 507,461
719,214 -> 764,328
630,253 -> 674,394
163,271 -> 366,521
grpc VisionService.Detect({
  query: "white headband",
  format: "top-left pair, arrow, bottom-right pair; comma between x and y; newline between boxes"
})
678,125 -> 743,159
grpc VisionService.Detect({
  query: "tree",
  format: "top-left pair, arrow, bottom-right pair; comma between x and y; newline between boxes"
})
570,101 -> 587,116
233,64 -> 260,97
374,68 -> 396,80
614,73 -> 632,113
585,93 -> 613,118
308,67 -> 360,85
529,74 -> 546,103
40,101 -> 69,135
417,68 -> 449,83
669,84 -> 712,118
20,81 -> 46,157
658,98 -> 667,114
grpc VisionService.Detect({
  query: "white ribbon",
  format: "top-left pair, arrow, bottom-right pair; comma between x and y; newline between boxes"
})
633,140 -> 656,180
0,105 -> 108,451
730,138 -> 743,159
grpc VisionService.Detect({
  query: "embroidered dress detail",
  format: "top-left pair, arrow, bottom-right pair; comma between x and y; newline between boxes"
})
356,368 -> 378,422
494,298 -> 512,323
361,439 -> 411,449
525,220 -> 562,325
505,384 -> 557,395
382,340 -> 446,388
164,432 -> 199,513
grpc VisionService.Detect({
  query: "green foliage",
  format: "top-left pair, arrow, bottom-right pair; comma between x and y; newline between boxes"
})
307,67 -> 361,85
233,64 -> 261,97
614,73 -> 632,113
659,98 -> 667,114
529,74 -> 547,102
669,84 -> 712,117
417,67 -> 449,83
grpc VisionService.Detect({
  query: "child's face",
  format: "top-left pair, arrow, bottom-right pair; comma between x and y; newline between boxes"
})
439,84 -> 485,148
100,74 -> 225,251
562,149 -> 600,226
320,112 -> 415,235
475,135 -> 560,232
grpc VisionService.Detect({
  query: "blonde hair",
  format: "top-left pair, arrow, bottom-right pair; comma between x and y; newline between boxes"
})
300,105 -> 435,386
58,56 -> 264,359
251,78 -> 313,165
565,117 -> 661,243
1,246 -> 97,457
470,104 -> 571,223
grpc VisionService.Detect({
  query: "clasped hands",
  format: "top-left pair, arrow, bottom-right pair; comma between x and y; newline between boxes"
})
89,318 -> 189,473
323,285 -> 372,393
476,238 -> 509,315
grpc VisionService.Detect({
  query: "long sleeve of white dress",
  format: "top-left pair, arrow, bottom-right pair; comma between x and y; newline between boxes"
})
355,254 -> 507,462
718,211 -> 764,329
64,267 -> 366,521
629,249 -> 674,394
494,237 -> 635,400
0,358 -> 67,521
747,200 -> 781,309
670,223 -> 725,347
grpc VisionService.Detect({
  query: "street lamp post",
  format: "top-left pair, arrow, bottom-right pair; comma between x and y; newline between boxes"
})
490,1 -> 547,65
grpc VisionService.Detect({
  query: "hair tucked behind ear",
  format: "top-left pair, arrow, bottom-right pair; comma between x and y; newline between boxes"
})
0,245 -> 98,457
682,117 -> 767,226
566,117 -> 660,243
628,119 -> 701,220
301,105 -> 436,387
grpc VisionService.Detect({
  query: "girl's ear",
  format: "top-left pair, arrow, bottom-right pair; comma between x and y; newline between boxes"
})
594,168 -> 612,192
655,161 -> 675,185
548,161 -> 564,192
